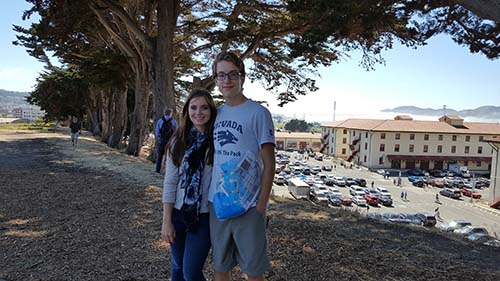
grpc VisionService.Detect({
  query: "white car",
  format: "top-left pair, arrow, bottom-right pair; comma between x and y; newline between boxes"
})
376,187 -> 391,197
351,195 -> 367,206
329,187 -> 342,198
311,189 -> 329,205
349,185 -> 365,196
334,177 -> 347,187
454,226 -> 489,236
439,220 -> 472,232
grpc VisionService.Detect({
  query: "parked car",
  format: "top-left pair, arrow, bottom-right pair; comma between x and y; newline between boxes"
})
465,233 -> 491,243
364,194 -> 379,206
428,178 -> 445,188
408,213 -> 437,227
328,196 -> 342,206
310,189 -> 329,206
377,195 -> 393,206
364,188 -> 380,198
329,187 -> 342,198
333,177 -> 347,187
407,169 -> 426,176
408,176 -> 422,182
412,180 -> 425,187
454,226 -> 489,237
323,177 -> 335,186
322,165 -> 333,171
461,188 -> 482,199
376,187 -> 391,197
439,188 -> 462,199
274,175 -> 285,185
351,195 -> 367,206
311,166 -> 321,175
314,155 -> 323,161
353,178 -> 367,187
439,220 -> 472,232
349,185 -> 365,196
344,178 -> 358,186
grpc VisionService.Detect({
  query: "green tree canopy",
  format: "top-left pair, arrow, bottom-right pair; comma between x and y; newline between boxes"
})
284,119 -> 312,132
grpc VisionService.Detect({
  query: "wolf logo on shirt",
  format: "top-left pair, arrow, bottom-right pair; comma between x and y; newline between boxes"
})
216,130 -> 238,147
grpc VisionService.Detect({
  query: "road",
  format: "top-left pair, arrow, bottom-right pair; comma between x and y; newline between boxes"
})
272,152 -> 500,235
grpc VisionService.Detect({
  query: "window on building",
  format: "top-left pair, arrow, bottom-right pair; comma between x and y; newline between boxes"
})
343,129 -> 347,134
364,143 -> 368,150
342,148 -> 346,154
464,161 -> 469,167
465,135 -> 470,142
409,144 -> 414,152
394,144 -> 400,152
381,133 -> 386,139
465,146 -> 470,154
379,144 -> 385,152
423,145 -> 428,153
353,131 -> 356,136
364,155 -> 367,162
479,136 -> 484,141
478,146 -> 483,154
395,133 -> 400,140
452,135 -> 457,141
476,161 -> 482,167
342,138 -> 347,144
365,132 -> 368,138
437,145 -> 442,153
331,136 -> 334,143
379,157 -> 383,165
410,134 -> 415,140
451,146 -> 456,153
424,134 -> 429,141
438,134 -> 443,141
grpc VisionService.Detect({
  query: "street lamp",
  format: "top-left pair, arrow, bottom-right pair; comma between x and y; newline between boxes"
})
471,172 -> 475,203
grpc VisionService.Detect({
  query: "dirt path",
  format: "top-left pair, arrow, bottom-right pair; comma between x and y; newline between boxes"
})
2,129 -> 500,281
0,130 -> 168,280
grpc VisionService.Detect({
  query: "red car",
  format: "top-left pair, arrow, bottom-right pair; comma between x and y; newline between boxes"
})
428,178 -> 444,188
461,188 -> 482,199
339,196 -> 352,206
364,194 -> 379,206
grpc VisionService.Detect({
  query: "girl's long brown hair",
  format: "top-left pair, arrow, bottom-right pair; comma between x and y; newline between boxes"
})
167,88 -> 216,167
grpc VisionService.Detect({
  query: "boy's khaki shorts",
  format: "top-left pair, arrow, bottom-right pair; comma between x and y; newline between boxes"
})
209,204 -> 270,276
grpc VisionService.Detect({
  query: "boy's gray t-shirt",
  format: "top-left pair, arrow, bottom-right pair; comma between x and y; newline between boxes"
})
208,99 -> 275,210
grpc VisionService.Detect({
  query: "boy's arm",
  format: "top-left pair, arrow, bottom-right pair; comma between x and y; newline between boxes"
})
256,143 -> 275,215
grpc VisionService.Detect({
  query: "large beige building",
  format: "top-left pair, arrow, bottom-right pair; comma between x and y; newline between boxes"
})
275,131 -> 322,152
321,115 -> 500,173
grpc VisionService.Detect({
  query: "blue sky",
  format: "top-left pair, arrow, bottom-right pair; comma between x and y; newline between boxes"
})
1,2 -> 499,122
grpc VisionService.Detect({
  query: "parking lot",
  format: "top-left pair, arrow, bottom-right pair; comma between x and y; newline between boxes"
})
272,151 -> 500,237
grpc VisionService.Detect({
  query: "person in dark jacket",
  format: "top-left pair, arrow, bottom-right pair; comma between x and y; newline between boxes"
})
69,117 -> 81,147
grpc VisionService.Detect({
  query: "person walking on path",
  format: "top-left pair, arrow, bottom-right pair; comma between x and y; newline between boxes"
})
209,52 -> 275,281
69,117 -> 81,147
404,191 -> 408,200
155,108 -> 178,173
401,191 -> 404,200
161,89 -> 216,281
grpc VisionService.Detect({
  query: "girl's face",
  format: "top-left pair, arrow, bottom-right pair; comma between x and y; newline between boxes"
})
188,96 -> 211,132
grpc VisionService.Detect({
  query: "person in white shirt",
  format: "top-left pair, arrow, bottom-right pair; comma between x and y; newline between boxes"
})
161,89 -> 216,281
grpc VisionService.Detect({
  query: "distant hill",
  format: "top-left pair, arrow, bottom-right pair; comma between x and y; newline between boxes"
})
382,105 -> 500,119
0,89 -> 30,108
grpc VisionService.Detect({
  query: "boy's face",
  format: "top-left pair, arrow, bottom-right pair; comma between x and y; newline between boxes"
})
215,60 -> 244,102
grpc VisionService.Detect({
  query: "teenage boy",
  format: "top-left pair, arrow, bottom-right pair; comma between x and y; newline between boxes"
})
209,52 -> 275,281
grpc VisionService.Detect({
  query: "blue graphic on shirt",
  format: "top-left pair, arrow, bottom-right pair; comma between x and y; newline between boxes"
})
216,129 -> 238,147
213,159 -> 248,219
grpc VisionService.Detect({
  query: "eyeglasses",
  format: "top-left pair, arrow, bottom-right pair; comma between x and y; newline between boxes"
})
215,72 -> 242,81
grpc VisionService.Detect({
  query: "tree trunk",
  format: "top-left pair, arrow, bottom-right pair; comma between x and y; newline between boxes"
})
126,73 -> 150,156
100,89 -> 112,143
108,87 -> 128,148
149,0 -> 178,162
86,88 -> 102,136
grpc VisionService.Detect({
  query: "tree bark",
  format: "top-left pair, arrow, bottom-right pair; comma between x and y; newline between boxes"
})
150,0 -> 179,162
126,73 -> 150,156
108,87 -> 128,148
100,89 -> 112,143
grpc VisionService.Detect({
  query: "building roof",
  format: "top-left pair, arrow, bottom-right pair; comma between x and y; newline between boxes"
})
321,118 -> 500,135
483,136 -> 500,144
275,131 -> 322,139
